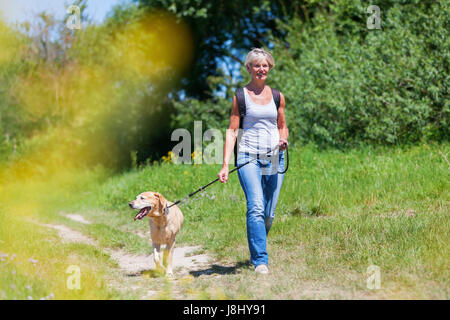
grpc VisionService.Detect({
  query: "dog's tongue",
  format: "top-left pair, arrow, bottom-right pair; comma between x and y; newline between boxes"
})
134,207 -> 149,221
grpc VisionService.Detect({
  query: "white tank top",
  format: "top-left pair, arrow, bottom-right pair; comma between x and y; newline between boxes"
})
237,87 -> 280,154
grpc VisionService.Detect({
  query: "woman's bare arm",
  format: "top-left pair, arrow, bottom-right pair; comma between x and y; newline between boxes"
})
218,96 -> 240,182
222,96 -> 240,167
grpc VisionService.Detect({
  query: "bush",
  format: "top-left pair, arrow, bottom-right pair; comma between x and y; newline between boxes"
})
172,0 -> 449,149
0,6 -> 191,169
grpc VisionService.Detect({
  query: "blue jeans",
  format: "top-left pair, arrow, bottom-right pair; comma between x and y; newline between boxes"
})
236,150 -> 285,267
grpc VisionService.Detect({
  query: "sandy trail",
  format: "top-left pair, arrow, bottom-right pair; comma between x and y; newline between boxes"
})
36,220 -> 212,277
42,223 -> 96,245
104,246 -> 210,275
33,218 -> 216,299
31,216 -> 370,299
64,214 -> 92,225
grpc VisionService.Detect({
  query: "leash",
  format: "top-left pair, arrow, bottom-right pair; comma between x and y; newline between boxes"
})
164,143 -> 289,214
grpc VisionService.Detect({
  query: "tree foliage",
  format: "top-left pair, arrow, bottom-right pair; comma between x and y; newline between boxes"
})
135,0 -> 330,99
172,0 -> 449,148
0,0 -> 448,170
0,2 -> 189,168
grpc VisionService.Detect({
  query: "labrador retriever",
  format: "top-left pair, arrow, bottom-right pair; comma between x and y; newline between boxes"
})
129,192 -> 183,276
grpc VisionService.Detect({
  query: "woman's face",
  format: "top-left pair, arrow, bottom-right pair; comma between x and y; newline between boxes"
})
247,58 -> 270,81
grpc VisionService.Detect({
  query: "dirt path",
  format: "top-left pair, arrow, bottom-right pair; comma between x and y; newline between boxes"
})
32,214 -> 372,299
64,213 -> 92,225
33,218 -> 214,299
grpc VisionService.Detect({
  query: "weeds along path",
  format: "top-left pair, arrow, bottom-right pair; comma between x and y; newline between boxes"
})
31,215 -> 214,299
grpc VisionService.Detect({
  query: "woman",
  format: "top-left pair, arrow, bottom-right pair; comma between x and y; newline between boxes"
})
218,48 -> 289,274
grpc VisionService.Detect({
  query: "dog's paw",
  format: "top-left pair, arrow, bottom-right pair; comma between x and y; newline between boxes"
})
166,270 -> 174,278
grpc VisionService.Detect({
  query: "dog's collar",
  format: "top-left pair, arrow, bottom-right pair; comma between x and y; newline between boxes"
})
164,206 -> 169,215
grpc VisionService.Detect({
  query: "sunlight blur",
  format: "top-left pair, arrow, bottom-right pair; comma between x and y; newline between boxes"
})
0,9 -> 193,299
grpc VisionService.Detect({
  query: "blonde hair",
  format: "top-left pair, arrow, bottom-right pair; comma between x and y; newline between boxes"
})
244,48 -> 275,70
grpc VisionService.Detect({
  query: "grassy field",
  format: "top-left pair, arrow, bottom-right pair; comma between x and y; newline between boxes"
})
0,142 -> 448,299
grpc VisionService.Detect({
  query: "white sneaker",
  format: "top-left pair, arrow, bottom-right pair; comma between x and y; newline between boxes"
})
255,264 -> 269,274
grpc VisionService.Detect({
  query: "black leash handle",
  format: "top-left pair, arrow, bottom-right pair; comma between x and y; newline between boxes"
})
165,144 -> 289,212
278,143 -> 289,174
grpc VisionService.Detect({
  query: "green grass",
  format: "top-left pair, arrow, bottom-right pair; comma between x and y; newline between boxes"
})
1,142 -> 448,299
0,168 -> 123,300
89,142 -> 449,299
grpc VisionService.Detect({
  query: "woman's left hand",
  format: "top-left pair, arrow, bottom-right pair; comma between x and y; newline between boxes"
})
279,138 -> 288,151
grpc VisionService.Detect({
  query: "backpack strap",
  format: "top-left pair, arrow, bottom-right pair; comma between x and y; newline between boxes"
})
233,87 -> 281,166
235,88 -> 246,124
271,88 -> 281,110
234,88 -> 246,166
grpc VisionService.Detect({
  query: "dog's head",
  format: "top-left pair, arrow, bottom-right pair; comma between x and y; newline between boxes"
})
129,192 -> 167,221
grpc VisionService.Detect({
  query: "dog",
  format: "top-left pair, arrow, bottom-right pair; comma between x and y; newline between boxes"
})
129,192 -> 183,276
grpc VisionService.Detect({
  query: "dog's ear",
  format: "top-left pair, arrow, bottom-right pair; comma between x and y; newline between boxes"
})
153,192 -> 167,211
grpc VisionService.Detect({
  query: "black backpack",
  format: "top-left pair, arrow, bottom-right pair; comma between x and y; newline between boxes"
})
233,87 -> 281,166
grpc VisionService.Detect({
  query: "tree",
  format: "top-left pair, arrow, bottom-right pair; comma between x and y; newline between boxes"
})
134,0 -> 327,99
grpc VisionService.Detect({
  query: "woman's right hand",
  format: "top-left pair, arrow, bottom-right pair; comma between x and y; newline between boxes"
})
218,165 -> 229,183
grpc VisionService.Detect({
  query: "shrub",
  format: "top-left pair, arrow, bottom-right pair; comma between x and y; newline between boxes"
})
172,0 -> 449,149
